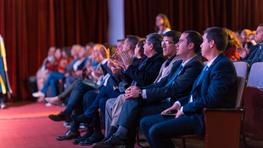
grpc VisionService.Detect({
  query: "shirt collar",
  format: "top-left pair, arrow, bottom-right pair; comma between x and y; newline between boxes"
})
206,55 -> 218,67
181,55 -> 195,67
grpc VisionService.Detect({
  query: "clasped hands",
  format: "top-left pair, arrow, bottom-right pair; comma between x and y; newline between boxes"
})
161,101 -> 184,118
123,86 -> 141,100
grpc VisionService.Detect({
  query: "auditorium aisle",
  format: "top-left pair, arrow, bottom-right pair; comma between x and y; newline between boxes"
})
0,102 -> 84,148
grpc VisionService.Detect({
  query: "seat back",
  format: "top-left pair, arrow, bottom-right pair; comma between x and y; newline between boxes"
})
247,62 -> 263,88
235,76 -> 246,108
233,61 -> 249,79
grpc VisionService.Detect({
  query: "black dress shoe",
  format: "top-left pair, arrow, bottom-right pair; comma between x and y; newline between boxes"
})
49,112 -> 70,122
79,133 -> 104,146
99,134 -> 126,145
56,130 -> 80,141
72,130 -> 94,145
102,126 -> 117,142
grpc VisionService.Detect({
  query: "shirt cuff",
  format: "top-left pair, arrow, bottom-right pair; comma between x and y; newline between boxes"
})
180,106 -> 184,113
141,89 -> 147,99
175,101 -> 181,108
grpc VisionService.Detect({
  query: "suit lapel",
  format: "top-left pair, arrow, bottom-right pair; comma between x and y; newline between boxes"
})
191,54 -> 224,91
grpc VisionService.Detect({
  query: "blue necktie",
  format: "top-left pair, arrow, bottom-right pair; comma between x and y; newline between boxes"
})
193,65 -> 209,88
165,64 -> 184,87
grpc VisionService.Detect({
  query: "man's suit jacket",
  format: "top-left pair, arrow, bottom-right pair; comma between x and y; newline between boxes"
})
124,53 -> 165,87
178,54 -> 237,135
144,56 -> 204,103
244,42 -> 263,66
153,56 -> 180,83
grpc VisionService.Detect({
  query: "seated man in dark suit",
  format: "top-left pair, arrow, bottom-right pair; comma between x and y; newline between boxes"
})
94,30 -> 204,147
140,27 -> 238,148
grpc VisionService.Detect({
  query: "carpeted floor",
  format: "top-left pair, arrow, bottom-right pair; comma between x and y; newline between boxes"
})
1,102 -> 262,148
0,102 -> 84,148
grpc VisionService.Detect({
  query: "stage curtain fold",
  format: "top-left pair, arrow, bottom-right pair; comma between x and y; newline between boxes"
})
124,0 -> 263,37
0,0 -> 108,100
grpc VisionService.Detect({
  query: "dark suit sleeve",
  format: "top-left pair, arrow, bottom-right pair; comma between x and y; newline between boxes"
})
124,58 -> 164,86
145,61 -> 203,102
182,61 -> 237,114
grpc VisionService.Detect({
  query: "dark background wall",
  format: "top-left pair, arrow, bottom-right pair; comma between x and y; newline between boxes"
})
125,0 -> 263,37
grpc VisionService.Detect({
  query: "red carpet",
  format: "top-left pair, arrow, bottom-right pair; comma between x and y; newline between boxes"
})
0,102 -> 84,148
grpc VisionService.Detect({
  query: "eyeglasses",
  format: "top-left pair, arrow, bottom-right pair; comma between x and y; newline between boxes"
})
161,40 -> 174,45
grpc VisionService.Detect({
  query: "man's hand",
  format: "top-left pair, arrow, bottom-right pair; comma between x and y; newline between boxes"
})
110,64 -> 123,75
120,51 -> 133,68
124,86 -> 141,100
161,102 -> 181,115
237,47 -> 249,59
175,110 -> 184,118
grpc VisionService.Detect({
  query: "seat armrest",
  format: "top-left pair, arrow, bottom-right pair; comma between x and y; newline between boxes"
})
204,108 -> 244,112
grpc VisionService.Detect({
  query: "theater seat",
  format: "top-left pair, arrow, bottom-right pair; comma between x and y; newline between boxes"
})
243,62 -> 263,141
233,61 -> 249,79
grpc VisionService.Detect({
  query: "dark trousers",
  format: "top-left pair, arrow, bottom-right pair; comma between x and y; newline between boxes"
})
118,99 -> 172,129
64,80 -> 94,115
70,90 -> 98,132
41,72 -> 64,96
117,99 -> 172,147
83,85 -> 121,124
140,114 -> 201,148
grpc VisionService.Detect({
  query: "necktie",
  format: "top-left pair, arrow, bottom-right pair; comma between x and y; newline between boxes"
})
165,64 -> 184,87
193,65 -> 209,88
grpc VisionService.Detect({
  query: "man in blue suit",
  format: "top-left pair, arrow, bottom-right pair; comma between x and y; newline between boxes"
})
139,27 -> 238,148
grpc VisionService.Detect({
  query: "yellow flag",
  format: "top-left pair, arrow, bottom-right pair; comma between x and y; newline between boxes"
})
0,35 -> 8,71
0,75 -> 6,94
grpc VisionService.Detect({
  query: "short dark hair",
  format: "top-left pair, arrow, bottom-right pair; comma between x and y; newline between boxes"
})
146,33 -> 163,54
184,30 -> 203,53
163,30 -> 181,44
126,35 -> 140,50
204,27 -> 228,51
